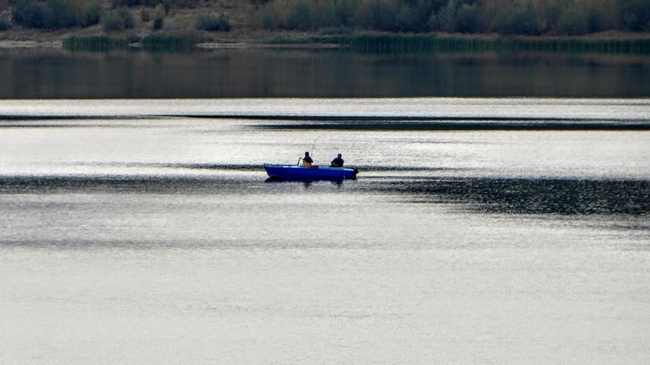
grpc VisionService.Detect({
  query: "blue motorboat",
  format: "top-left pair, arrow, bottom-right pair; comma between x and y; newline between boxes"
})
264,164 -> 358,181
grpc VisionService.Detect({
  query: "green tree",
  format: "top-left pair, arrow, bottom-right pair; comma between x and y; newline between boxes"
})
490,2 -> 541,35
317,0 -> 338,27
48,0 -> 79,28
82,0 -> 102,26
429,0 -> 456,32
153,3 -> 164,29
621,0 -> 650,31
13,1 -> 50,29
0,18 -> 10,31
258,5 -> 279,29
555,7 -> 587,35
539,0 -> 563,32
195,14 -> 231,31
284,0 -> 317,30
586,3 -> 603,33
359,0 -> 398,31
395,0 -> 435,32
103,6 -> 134,31
455,3 -> 483,33
335,0 -> 360,27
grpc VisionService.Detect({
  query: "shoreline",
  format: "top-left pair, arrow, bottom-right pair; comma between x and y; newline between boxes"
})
2,31 -> 650,54
0,40 -> 62,48
2,28 -> 650,42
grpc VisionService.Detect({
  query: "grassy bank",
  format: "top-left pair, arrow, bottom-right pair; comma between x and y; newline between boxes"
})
139,34 -> 192,52
62,34 -> 193,52
59,33 -> 650,55
348,34 -> 650,54
62,36 -> 130,51
260,33 -> 650,54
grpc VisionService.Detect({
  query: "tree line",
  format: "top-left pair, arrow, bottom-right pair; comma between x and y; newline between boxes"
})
7,0 -> 229,31
11,0 -> 103,29
4,0 -> 650,36
257,0 -> 650,35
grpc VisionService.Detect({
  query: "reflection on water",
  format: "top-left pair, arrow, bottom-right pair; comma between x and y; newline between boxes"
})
380,177 -> 650,215
1,174 -> 648,216
254,120 -> 650,130
1,48 -> 650,98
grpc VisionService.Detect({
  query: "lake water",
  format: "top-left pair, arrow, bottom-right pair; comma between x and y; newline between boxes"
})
1,49 -> 650,364
2,48 -> 650,98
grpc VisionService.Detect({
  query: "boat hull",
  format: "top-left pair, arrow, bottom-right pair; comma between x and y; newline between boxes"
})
264,165 -> 358,181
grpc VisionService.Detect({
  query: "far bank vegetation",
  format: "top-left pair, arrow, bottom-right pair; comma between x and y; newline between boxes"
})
256,0 -> 650,35
3,0 -> 650,36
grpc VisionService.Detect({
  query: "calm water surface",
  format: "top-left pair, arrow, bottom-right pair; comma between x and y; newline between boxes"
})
1,98 -> 649,364
1,48 -> 650,98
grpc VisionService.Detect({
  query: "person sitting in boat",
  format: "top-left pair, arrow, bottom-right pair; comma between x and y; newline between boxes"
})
302,151 -> 314,167
330,154 -> 344,167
